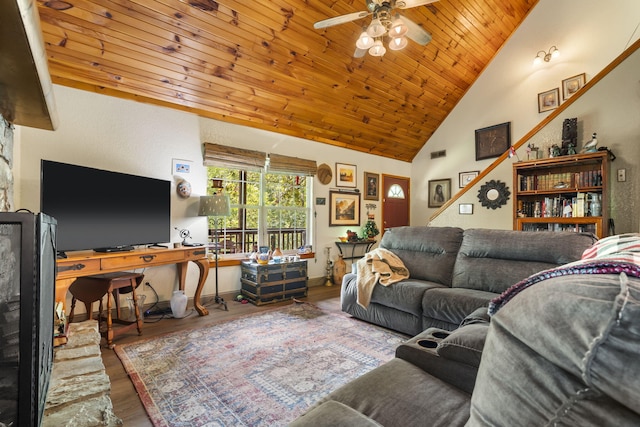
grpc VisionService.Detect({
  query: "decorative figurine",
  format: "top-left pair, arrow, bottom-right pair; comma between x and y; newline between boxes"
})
561,118 -> 578,155
582,132 -> 598,153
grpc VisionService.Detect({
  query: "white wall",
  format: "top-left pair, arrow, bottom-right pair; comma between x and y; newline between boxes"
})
414,0 -> 640,232
15,85 -> 408,306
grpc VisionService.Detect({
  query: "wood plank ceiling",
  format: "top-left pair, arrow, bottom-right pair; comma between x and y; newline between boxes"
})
36,0 -> 537,162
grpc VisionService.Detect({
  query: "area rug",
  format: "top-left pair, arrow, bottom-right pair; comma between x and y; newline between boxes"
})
114,302 -> 407,426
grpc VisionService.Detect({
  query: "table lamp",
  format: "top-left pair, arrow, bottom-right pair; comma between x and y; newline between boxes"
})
198,179 -> 231,311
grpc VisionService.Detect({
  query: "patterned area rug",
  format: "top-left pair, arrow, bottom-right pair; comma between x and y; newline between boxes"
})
115,302 -> 407,426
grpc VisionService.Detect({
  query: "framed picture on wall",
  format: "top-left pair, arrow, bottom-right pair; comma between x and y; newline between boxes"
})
364,172 -> 379,200
562,73 -> 586,100
538,88 -> 560,113
335,163 -> 357,188
459,170 -> 479,188
329,191 -> 360,226
475,122 -> 511,161
428,178 -> 451,208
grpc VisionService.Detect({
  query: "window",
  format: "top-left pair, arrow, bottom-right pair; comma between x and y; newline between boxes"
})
206,166 -> 311,253
388,184 -> 405,199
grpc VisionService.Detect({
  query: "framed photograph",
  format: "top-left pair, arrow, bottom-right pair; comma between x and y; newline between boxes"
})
335,163 -> 357,188
329,191 -> 360,226
538,88 -> 560,113
172,158 -> 193,175
475,122 -> 511,161
364,172 -> 379,200
562,73 -> 586,100
459,170 -> 479,188
459,203 -> 474,215
315,197 -> 326,205
428,178 -> 451,208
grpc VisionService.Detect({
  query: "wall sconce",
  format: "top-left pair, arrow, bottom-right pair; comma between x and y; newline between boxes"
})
534,46 -> 560,65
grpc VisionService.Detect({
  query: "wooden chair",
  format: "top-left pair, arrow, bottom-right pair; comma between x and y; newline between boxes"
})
68,272 -> 144,347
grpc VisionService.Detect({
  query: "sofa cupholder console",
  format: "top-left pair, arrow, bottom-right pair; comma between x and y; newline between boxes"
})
416,330 -> 450,349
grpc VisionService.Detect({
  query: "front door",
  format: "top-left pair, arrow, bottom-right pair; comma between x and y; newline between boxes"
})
382,174 -> 410,234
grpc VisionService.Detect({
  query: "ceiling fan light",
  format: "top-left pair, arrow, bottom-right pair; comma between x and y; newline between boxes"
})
369,40 -> 386,57
389,36 -> 408,51
356,31 -> 375,50
367,18 -> 387,38
389,17 -> 408,38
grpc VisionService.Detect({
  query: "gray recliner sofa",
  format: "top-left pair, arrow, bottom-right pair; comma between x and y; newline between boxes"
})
291,233 -> 640,426
341,226 -> 597,335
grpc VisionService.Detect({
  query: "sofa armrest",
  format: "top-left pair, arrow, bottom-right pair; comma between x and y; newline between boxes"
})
290,401 -> 383,427
396,324 -> 488,394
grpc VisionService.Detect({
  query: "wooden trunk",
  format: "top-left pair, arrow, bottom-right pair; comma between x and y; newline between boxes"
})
240,260 -> 308,306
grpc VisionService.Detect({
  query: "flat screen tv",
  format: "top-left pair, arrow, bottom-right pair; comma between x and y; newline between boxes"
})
40,160 -> 171,254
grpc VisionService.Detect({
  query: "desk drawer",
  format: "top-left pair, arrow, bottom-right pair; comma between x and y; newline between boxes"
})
57,259 -> 101,278
101,251 -> 185,270
184,247 -> 208,260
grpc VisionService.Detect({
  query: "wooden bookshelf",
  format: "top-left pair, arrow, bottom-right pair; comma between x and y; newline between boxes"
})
513,151 -> 609,238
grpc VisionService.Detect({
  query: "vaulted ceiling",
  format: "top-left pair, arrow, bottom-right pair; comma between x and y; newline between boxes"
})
35,0 -> 537,162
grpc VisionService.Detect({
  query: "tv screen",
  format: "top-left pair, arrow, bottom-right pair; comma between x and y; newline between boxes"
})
40,160 -> 171,253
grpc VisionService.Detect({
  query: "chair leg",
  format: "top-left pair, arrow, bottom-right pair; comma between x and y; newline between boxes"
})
130,279 -> 143,335
114,288 -> 122,320
105,292 -> 114,347
69,297 -> 77,323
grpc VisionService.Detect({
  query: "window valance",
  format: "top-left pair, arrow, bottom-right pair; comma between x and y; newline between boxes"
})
203,143 -> 265,171
203,143 -> 317,176
268,153 -> 317,176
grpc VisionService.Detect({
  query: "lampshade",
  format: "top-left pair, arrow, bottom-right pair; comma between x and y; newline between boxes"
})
198,194 -> 231,217
366,18 -> 386,38
389,17 -> 408,38
356,31 -> 375,50
369,39 -> 386,57
388,37 -> 408,51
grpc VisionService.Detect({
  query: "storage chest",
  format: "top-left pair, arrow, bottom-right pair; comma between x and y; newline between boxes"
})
240,260 -> 308,305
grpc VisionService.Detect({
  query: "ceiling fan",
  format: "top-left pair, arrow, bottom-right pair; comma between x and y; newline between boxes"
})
313,0 -> 438,57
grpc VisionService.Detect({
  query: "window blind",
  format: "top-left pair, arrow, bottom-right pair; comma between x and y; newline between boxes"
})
203,143 -> 266,171
268,153 -> 317,176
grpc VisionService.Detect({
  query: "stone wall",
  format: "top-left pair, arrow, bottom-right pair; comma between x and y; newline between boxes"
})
0,115 -> 13,212
43,321 -> 122,427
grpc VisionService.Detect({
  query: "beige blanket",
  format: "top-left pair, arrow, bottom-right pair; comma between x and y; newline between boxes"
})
356,248 -> 410,308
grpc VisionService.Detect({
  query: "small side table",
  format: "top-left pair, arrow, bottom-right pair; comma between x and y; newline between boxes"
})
68,272 -> 144,348
334,240 -> 376,260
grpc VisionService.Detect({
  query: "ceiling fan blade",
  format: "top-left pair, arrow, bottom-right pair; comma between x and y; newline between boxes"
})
313,11 -> 371,29
396,0 -> 439,9
354,47 -> 367,58
400,15 -> 432,45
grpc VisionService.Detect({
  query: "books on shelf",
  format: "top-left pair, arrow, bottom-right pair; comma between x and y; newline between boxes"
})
518,169 -> 602,191
516,192 -> 602,218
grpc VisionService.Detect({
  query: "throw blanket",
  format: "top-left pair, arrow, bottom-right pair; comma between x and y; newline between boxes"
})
489,233 -> 640,316
356,248 -> 410,308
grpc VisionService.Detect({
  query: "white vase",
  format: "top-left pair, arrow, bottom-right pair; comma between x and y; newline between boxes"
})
170,290 -> 188,318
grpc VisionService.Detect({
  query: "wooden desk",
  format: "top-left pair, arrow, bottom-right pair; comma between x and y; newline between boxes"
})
56,247 -> 211,316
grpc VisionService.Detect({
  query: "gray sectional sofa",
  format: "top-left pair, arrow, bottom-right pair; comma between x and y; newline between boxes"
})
291,230 -> 640,426
341,226 -> 597,335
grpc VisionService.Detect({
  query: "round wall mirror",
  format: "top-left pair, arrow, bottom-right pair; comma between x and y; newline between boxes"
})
477,180 -> 510,209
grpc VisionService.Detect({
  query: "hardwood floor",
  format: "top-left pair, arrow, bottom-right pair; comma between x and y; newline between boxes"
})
101,285 -> 342,426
